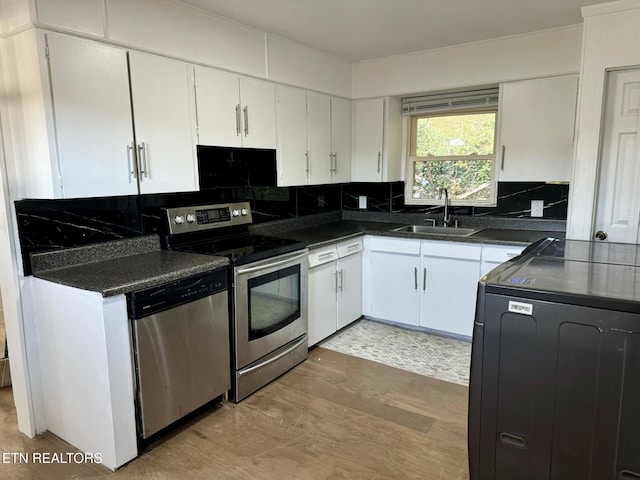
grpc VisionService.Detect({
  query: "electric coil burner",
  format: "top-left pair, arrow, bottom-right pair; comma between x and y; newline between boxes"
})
163,202 -> 309,402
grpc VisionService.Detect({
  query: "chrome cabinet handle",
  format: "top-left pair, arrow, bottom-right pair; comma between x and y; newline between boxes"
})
619,470 -> 640,480
243,105 -> 249,136
423,268 -> 427,291
339,269 -> 344,292
414,267 -> 418,290
501,145 -> 506,171
235,104 -> 241,136
377,151 -> 382,173
127,143 -> 136,181
329,153 -> 334,173
305,151 -> 310,175
595,230 -> 608,241
138,142 -> 148,179
318,252 -> 334,261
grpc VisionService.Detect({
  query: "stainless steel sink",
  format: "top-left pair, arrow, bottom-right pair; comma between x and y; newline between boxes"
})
393,225 -> 482,237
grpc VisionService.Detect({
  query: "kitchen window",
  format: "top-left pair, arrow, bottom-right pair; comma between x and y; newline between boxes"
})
403,88 -> 499,206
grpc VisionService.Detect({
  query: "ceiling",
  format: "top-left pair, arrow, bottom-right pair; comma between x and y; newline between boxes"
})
180,0 -> 604,62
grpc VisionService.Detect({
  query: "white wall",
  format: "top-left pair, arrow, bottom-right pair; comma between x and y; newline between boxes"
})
266,35 -> 351,98
567,0 -> 640,240
28,0 -> 353,97
0,0 -> 33,34
352,25 -> 583,99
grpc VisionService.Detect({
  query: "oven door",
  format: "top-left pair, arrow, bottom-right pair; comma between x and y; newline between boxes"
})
234,249 -> 308,369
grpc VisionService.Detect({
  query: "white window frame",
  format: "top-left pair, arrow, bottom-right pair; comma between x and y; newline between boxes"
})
404,109 -> 498,207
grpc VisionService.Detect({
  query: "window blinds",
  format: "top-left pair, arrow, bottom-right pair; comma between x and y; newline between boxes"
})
401,87 -> 499,116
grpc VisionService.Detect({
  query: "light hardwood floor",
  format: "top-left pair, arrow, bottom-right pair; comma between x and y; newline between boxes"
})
0,347 -> 470,479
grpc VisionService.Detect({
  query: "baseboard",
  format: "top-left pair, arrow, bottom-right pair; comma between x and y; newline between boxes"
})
0,358 -> 11,387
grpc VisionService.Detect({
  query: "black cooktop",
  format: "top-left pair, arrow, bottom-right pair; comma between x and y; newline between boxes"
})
172,233 -> 307,266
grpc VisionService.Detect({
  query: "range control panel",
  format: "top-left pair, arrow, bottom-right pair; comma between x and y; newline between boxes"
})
165,202 -> 253,234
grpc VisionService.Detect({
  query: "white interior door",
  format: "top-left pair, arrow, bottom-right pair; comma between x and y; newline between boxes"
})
594,68 -> 640,243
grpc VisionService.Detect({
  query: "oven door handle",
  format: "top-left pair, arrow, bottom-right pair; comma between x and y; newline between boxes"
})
237,335 -> 308,377
235,250 -> 308,275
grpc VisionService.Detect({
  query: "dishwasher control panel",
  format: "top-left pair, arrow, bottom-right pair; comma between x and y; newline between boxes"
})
127,268 -> 228,319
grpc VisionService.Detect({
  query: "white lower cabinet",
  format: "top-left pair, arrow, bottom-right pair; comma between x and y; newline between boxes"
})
480,243 -> 526,277
308,238 -> 363,346
362,236 -> 530,337
364,236 -> 482,337
420,241 -> 482,337
365,237 -> 421,325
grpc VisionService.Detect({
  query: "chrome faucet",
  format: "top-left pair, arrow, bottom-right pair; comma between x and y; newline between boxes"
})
441,188 -> 453,227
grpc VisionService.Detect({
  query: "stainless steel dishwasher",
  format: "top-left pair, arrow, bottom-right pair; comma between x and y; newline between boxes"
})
128,268 -> 229,439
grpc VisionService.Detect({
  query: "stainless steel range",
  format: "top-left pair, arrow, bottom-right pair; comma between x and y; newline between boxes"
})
163,202 -> 308,401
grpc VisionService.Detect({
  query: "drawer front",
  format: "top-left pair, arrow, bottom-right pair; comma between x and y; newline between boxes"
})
337,238 -> 363,257
421,240 -> 482,261
482,244 -> 526,263
368,236 -> 421,255
308,246 -> 339,268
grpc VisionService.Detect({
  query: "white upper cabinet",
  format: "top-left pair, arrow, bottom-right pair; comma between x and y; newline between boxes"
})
330,97 -> 352,184
276,85 -> 309,186
352,97 -> 402,182
46,33 -> 138,198
306,91 -> 332,185
497,75 -> 578,182
194,67 -> 276,149
45,33 -> 197,198
128,51 -> 196,194
276,87 -> 352,186
193,67 -> 242,148
238,76 -> 277,149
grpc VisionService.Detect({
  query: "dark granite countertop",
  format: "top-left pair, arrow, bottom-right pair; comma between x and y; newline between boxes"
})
31,235 -> 229,297
34,250 -> 229,297
273,220 -> 563,248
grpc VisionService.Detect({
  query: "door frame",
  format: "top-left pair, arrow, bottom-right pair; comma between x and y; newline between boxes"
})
591,66 -> 640,243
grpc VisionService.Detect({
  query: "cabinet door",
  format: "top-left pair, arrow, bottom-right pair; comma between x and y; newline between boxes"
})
129,52 -> 196,194
307,92 -> 332,185
368,251 -> 420,326
239,76 -> 276,149
276,85 -> 309,186
46,34 -> 137,198
194,67 -> 242,148
337,252 -> 362,330
331,97 -> 352,183
420,254 -> 480,337
498,75 -> 577,182
352,98 -> 384,182
308,261 -> 337,346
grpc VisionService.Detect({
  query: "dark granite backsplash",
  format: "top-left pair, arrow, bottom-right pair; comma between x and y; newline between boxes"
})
15,180 -> 568,274
343,181 -> 569,219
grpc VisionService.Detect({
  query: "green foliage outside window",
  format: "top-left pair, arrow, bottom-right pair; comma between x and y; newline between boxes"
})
411,112 -> 496,202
